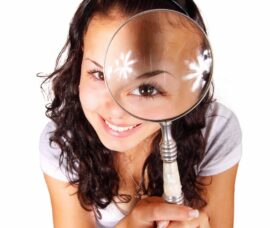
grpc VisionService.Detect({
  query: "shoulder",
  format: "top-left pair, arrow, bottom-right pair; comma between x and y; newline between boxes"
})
198,102 -> 242,176
39,121 -> 71,182
204,101 -> 241,138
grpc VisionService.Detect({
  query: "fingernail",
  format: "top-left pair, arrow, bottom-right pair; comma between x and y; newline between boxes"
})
157,220 -> 169,228
189,209 -> 199,218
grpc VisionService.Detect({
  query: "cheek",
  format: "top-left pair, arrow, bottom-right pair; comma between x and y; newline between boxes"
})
79,80 -> 103,112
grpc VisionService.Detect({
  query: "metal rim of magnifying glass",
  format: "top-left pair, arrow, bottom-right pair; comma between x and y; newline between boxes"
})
104,9 -> 214,123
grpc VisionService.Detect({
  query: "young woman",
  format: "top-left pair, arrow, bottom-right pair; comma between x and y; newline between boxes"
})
39,0 -> 242,227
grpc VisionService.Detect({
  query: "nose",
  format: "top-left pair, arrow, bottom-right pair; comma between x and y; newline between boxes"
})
103,90 -> 127,119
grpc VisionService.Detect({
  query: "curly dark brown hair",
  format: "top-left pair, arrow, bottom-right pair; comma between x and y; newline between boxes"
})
41,0 -> 214,216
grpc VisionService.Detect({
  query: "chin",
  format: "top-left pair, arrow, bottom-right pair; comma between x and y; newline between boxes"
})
100,138 -> 137,152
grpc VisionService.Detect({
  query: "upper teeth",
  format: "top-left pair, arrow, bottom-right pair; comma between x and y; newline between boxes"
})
105,120 -> 137,132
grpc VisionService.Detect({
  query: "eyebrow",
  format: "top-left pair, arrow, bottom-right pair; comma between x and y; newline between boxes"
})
84,58 -> 103,69
136,70 -> 174,79
84,58 -> 173,79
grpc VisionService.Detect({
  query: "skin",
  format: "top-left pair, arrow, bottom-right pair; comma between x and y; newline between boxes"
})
44,8 -> 239,228
101,10 -> 206,121
79,10 -> 161,154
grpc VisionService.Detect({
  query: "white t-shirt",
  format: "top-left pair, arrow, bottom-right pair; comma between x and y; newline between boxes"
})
39,102 -> 242,227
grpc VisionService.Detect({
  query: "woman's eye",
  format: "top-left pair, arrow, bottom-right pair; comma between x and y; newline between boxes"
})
88,70 -> 104,81
131,84 -> 159,97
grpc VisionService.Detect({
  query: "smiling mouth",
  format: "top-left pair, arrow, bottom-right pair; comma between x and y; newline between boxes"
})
104,120 -> 140,132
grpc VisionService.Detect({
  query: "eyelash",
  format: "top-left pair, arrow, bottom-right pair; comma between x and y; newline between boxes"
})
87,69 -> 166,99
87,69 -> 104,81
130,81 -> 166,99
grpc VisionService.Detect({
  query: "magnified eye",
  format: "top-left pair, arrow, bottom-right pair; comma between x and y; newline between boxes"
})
130,83 -> 164,98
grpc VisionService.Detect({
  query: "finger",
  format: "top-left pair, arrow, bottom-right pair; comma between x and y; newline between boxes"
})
168,211 -> 209,228
187,211 -> 210,228
134,197 -> 200,222
156,220 -> 170,228
168,221 -> 199,228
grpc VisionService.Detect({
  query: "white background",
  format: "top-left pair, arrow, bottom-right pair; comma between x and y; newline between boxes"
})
0,0 -> 269,227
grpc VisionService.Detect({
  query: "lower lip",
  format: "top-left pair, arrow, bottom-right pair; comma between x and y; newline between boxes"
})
98,115 -> 142,138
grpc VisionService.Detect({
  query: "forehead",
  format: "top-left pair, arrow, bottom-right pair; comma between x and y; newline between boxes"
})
83,9 -> 204,69
83,10 -> 127,65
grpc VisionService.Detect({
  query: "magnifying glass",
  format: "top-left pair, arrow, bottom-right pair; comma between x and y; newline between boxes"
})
104,9 -> 213,204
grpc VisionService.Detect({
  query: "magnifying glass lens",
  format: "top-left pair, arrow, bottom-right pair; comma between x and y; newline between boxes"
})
104,10 -> 213,122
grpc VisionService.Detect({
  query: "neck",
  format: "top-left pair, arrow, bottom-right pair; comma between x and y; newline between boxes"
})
115,131 -> 157,165
114,135 -> 155,182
